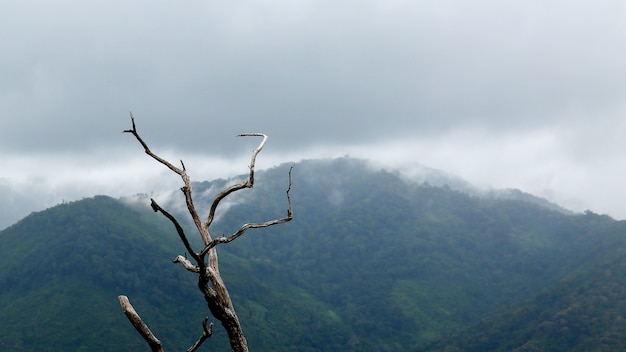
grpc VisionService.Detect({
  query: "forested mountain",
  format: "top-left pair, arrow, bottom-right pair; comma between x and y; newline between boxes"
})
1,157 -> 625,351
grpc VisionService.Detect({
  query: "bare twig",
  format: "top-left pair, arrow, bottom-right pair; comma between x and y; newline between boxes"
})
118,295 -> 164,352
187,317 -> 214,352
173,255 -> 200,273
150,198 -> 200,263
205,133 -> 268,228
200,164 -> 294,256
124,112 -> 211,245
123,113 -> 185,175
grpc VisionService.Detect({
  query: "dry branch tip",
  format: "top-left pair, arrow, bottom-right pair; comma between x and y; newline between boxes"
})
187,317 -> 214,352
118,295 -> 164,352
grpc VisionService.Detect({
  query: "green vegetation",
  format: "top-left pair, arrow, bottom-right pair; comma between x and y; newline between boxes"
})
1,158 -> 625,351
419,215 -> 626,352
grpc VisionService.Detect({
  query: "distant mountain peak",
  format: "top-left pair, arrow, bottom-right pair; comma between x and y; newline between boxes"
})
276,157 -> 574,215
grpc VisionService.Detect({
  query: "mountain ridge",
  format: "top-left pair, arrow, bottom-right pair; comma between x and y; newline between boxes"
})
0,157 -> 624,351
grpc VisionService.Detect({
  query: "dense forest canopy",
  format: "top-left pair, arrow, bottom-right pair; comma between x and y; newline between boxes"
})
1,158 -> 625,351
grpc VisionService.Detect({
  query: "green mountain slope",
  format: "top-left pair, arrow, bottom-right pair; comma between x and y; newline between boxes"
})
0,195 -> 344,351
1,157 -> 625,351
0,196 -> 203,351
189,158 -> 626,350
419,216 -> 626,352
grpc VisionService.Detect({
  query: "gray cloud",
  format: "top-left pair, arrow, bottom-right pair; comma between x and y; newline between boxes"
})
1,0 -> 626,224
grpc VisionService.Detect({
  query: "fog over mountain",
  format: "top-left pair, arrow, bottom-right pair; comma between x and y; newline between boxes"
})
0,156 -> 579,231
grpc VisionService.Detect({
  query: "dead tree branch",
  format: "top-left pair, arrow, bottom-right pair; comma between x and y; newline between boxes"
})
205,133 -> 268,228
187,317 -> 214,352
124,112 -> 210,245
173,255 -> 200,273
119,113 -> 293,352
200,165 -> 294,256
118,295 -> 164,352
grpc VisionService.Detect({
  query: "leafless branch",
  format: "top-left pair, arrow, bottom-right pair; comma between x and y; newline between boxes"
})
173,255 -> 200,273
200,165 -> 294,256
123,113 -> 185,176
118,295 -> 164,352
124,112 -> 210,245
150,198 -> 200,263
205,133 -> 268,228
186,317 -> 214,352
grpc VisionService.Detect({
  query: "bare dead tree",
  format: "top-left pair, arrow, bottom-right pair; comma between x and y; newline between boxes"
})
119,113 -> 293,352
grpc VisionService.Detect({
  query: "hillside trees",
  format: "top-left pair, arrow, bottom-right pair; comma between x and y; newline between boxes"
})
119,114 -> 293,352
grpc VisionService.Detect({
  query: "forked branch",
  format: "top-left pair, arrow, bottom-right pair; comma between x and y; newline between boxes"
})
200,165 -> 294,256
205,133 -> 268,228
123,113 -> 185,176
186,317 -> 214,352
124,112 -> 209,245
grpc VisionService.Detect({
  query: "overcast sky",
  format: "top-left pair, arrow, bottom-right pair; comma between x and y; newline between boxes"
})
1,0 -> 626,227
